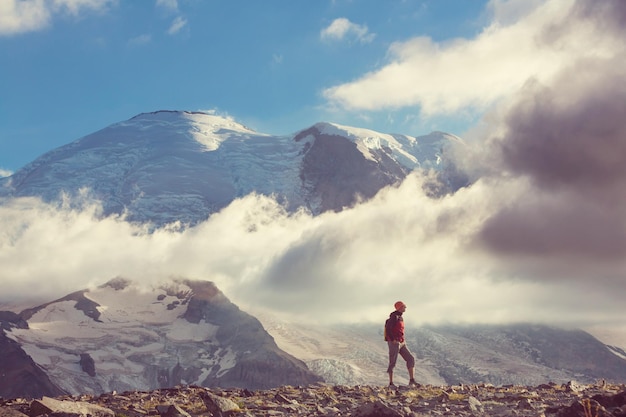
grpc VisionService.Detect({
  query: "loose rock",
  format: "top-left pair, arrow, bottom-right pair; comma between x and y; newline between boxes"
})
1,382 -> 626,417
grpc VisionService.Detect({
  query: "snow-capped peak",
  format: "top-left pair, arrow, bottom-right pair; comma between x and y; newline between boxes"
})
0,111 -> 469,225
299,122 -> 463,171
121,110 -> 261,152
5,278 -> 320,394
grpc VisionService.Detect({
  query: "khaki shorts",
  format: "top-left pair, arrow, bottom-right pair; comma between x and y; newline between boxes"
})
387,341 -> 415,373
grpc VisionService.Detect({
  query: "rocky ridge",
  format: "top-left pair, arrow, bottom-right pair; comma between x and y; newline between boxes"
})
2,381 -> 626,417
0,279 -> 321,398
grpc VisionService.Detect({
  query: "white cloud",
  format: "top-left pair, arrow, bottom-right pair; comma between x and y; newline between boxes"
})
0,168 -> 13,178
0,0 -> 52,35
320,18 -> 375,44
322,0 -> 620,117
0,0 -> 114,36
166,15 -> 187,35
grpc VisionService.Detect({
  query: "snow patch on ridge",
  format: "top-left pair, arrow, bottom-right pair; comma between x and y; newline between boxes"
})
122,110 -> 261,152
88,284 -> 188,325
316,122 -> 419,167
182,111 -> 262,152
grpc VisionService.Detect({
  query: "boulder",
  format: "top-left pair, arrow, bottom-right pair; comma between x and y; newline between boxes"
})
29,396 -> 114,417
155,404 -> 191,417
352,400 -> 403,417
198,390 -> 240,417
0,408 -> 29,417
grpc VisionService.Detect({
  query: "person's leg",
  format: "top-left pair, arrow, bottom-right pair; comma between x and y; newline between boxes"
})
399,343 -> 417,384
387,341 -> 400,385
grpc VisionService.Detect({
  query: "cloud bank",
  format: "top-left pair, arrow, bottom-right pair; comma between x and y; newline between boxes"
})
1,163 -> 625,331
322,0 -> 622,117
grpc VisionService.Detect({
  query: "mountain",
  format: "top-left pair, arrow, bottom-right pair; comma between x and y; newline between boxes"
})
0,278 -> 321,398
3,110 -> 626,398
4,278 -> 626,401
257,316 -> 626,387
0,312 -> 66,399
0,110 -> 468,227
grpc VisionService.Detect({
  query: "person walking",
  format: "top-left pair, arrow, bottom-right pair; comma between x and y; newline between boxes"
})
385,301 -> 418,387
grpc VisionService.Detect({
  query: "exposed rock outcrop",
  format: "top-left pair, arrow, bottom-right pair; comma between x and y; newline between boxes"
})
79,354 -> 96,377
0,328 -> 66,399
182,280 -> 322,389
29,396 -> 114,417
296,126 -> 408,213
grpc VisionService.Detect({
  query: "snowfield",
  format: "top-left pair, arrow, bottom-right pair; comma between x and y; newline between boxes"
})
7,281 -> 234,394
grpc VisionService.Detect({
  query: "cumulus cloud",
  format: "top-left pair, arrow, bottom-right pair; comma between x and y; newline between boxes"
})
471,64 -> 626,267
0,168 -> 13,178
320,18 -> 375,44
460,0 -> 626,267
0,0 -> 50,35
322,0 -> 620,117
0,0 -> 115,36
314,1 -> 626,326
496,64 -> 626,193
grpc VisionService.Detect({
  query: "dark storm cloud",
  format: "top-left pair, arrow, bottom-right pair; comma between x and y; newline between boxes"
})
473,0 -> 626,264
570,0 -> 626,36
539,0 -> 626,48
479,190 -> 626,261
497,61 -> 626,192
477,59 -> 626,261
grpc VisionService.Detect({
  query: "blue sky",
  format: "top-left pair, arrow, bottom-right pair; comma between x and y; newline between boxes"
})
0,0 -> 494,173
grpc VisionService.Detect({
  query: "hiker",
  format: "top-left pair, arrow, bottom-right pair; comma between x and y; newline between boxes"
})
385,301 -> 417,387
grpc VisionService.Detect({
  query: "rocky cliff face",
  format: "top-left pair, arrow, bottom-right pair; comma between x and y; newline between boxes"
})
0,278 -> 321,398
0,325 -> 66,399
295,125 -> 411,213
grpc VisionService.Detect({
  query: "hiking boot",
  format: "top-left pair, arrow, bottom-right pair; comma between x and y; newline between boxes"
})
388,383 -> 397,389
408,379 -> 420,388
